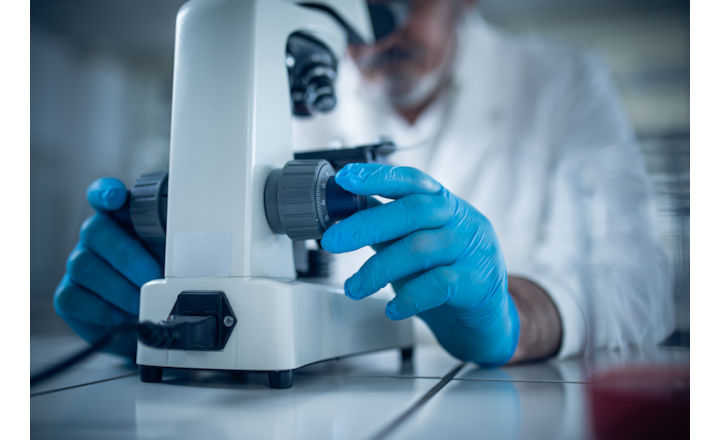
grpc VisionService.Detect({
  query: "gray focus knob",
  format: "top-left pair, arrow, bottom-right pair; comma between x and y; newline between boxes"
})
129,172 -> 168,245
264,160 -> 335,240
264,159 -> 368,241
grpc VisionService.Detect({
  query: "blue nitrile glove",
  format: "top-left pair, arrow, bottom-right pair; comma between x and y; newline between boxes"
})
321,163 -> 520,366
53,177 -> 164,359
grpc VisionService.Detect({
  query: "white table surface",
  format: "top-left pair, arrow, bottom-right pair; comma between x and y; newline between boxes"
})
30,335 -> 688,440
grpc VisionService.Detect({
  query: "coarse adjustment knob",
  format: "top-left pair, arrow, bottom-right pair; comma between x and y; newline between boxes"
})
129,171 -> 169,245
264,159 -> 366,240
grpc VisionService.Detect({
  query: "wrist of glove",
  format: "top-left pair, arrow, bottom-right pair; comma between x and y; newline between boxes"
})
321,163 -> 520,366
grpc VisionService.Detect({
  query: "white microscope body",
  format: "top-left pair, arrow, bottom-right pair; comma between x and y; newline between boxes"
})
136,0 -> 414,388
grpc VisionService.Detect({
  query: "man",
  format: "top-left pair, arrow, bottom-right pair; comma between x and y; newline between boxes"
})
54,0 -> 674,365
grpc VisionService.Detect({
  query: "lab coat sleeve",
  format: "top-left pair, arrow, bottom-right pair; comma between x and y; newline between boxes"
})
511,52 -> 675,358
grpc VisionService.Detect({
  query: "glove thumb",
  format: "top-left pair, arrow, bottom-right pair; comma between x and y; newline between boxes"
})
86,177 -> 128,212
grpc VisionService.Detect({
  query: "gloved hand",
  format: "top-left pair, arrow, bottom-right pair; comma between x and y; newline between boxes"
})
53,177 -> 163,359
321,163 -> 520,366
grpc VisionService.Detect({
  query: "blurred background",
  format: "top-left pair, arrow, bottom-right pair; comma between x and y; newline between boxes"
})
30,0 -> 689,345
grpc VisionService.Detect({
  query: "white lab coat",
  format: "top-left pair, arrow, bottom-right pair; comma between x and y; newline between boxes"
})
293,16 -> 674,358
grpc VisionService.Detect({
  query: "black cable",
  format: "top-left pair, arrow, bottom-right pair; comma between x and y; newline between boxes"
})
30,316 -> 219,387
30,321 -> 139,387
137,315 -> 217,350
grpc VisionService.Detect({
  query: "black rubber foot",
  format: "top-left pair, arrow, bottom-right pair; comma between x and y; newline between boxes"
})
139,365 -> 163,383
400,347 -> 414,362
268,370 -> 294,389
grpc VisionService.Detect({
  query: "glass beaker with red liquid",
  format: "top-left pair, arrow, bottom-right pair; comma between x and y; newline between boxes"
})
588,357 -> 689,440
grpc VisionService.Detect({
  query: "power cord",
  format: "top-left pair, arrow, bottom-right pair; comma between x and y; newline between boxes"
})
30,316 -> 218,387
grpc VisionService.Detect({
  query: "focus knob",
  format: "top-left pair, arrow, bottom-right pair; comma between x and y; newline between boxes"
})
129,171 -> 168,245
264,159 -> 366,240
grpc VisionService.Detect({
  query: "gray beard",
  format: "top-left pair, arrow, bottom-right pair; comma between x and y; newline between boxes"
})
364,63 -> 449,113
363,37 -> 457,112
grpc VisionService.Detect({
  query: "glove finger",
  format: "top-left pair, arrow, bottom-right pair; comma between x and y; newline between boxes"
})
361,196 -> 401,253
87,177 -> 128,211
365,198 -> 395,253
344,228 -> 461,299
87,177 -> 133,227
384,266 -> 461,320
321,193 -> 454,253
66,244 -> 140,315
334,163 -> 443,198
80,214 -> 163,287
53,275 -> 133,327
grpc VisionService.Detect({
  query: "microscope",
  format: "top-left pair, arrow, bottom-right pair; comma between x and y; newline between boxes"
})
131,0 -> 414,388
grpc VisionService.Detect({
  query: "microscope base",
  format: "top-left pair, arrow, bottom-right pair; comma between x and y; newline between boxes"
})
136,277 -> 414,388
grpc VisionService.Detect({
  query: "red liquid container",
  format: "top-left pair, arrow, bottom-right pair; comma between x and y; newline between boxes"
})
589,365 -> 689,440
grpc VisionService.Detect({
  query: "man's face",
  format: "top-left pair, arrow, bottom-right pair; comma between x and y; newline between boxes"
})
348,0 -> 463,109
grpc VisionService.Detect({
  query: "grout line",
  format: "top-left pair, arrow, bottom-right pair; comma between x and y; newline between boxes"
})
296,372 -> 446,380
296,370 -> 589,385
346,374 -> 445,381
451,377 -> 589,385
298,370 -> 589,385
368,362 -> 465,440
30,372 -> 138,397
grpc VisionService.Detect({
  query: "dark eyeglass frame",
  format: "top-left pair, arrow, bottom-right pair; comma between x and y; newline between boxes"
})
368,0 -> 413,42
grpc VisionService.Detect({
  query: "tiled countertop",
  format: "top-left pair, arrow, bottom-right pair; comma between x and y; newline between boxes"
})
30,335 -> 688,439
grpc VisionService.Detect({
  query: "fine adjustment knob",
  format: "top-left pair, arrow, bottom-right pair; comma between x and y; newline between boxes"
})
264,159 -> 366,241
